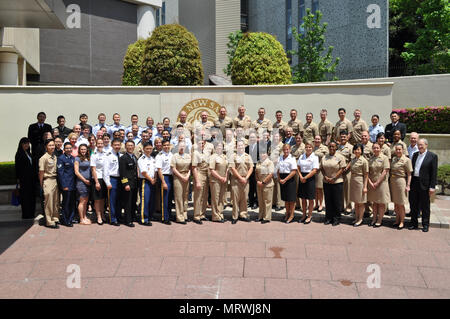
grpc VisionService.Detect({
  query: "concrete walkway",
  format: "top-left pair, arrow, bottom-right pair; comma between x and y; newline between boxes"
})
0,198 -> 449,299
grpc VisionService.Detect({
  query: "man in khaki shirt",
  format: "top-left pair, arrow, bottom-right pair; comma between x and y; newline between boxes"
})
252,107 -> 273,135
318,109 -> 333,145
39,140 -> 60,228
350,109 -> 368,145
214,106 -> 233,140
273,110 -> 288,140
233,105 -> 252,136
287,109 -> 304,137
302,112 -> 319,144
337,130 -> 353,214
333,107 -> 353,143
174,111 -> 194,139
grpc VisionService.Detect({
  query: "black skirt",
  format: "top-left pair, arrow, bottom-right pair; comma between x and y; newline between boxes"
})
91,178 -> 107,200
279,173 -> 297,202
298,172 -> 316,200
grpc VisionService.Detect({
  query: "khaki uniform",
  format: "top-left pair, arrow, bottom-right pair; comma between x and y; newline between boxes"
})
209,153 -> 228,221
233,115 -> 252,133
302,122 -> 319,144
333,118 -> 353,142
192,149 -> 211,221
170,153 -> 191,222
255,158 -> 274,221
229,153 -> 253,220
214,116 -> 233,140
350,119 -> 368,145
313,144 -> 329,188
337,142 -> 353,211
391,140 -> 408,156
134,141 -> 147,159
270,142 -> 284,207
389,155 -> 412,205
120,142 -> 126,154
192,141 -> 214,155
318,119 -> 333,145
273,120 -> 288,139
349,156 -> 369,203
291,143 -> 305,160
235,136 -> 248,147
321,154 -> 346,184
224,140 -> 236,205
362,141 -> 374,160
173,121 -> 194,139
381,143 -> 391,160
39,153 -> 60,226
252,118 -> 273,134
368,154 -> 390,204
288,118 -> 304,136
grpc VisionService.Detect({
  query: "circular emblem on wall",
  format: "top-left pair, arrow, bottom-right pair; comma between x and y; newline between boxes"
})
178,98 -> 221,123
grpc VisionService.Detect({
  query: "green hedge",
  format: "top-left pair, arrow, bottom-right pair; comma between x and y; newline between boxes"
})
438,164 -> 450,193
122,39 -> 146,86
0,162 -> 16,185
393,106 -> 450,134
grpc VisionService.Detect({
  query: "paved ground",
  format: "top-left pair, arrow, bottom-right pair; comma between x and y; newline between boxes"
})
0,197 -> 449,299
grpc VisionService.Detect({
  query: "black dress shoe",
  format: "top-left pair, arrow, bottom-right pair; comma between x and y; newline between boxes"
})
163,220 -> 172,225
261,220 -> 270,224
332,220 -> 340,226
46,224 -> 59,229
214,219 -> 225,223
317,208 -> 323,213
374,223 -> 382,228
392,223 -> 399,228
240,217 -> 250,222
177,221 -> 187,224
324,219 -> 331,225
200,217 -> 208,221
397,224 -> 404,230
193,220 -> 203,225
231,219 -> 237,224
353,221 -> 363,227
303,218 -> 312,225
408,224 -> 418,230
111,222 -> 120,226
143,221 -> 152,226
252,204 -> 258,210
72,219 -> 79,224
67,223 -> 74,227
368,221 -> 375,227
422,225 -> 429,232
405,213 -> 411,217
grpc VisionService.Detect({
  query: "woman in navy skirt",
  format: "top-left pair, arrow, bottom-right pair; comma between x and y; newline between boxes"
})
297,141 -> 319,224
276,144 -> 298,223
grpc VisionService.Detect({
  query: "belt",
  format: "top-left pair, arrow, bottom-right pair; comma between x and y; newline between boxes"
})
163,174 -> 172,176
110,176 -> 120,179
44,176 -> 57,180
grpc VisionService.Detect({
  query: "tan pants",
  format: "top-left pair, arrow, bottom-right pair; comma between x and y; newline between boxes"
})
231,178 -> 249,220
257,184 -> 273,221
194,170 -> 209,220
43,178 -> 60,226
210,181 -> 226,221
343,172 -> 352,211
272,178 -> 284,207
173,176 -> 189,222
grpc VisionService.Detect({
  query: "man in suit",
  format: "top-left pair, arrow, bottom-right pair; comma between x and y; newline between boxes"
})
28,112 -> 53,156
246,131 -> 259,209
409,138 -> 438,232
385,111 -> 407,145
54,115 -> 72,141
119,140 -> 138,227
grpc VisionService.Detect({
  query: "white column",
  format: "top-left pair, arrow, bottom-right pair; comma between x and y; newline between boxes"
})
137,5 -> 157,39
17,57 -> 27,86
0,52 -> 19,85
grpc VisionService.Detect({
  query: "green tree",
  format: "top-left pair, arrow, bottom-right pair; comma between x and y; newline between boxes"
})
122,39 -> 146,86
140,24 -> 204,86
231,32 -> 292,85
290,9 -> 339,83
223,30 -> 243,77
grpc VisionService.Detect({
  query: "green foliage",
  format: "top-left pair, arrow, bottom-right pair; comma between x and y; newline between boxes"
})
224,30 -> 244,77
290,9 -> 340,83
122,39 -> 146,86
141,24 -> 204,86
390,0 -> 450,76
437,164 -> 450,193
393,106 -> 450,133
0,162 -> 16,185
231,32 -> 292,85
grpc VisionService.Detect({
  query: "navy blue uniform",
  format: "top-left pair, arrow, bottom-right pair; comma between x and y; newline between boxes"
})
119,152 -> 138,225
57,154 -> 76,225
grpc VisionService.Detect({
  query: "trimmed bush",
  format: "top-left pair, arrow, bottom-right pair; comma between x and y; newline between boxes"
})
231,32 -> 292,85
122,39 -> 146,86
393,106 -> 450,134
141,24 -> 204,86
437,164 -> 450,194
0,162 -> 16,185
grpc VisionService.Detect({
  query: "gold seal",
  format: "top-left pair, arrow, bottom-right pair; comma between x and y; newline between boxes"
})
178,98 -> 221,124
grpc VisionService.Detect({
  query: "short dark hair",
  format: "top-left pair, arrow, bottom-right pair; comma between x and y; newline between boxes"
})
125,140 -> 135,146
340,130 -> 348,136
54,136 -> 63,142
103,133 -> 111,139
63,142 -> 72,148
112,138 -> 122,145
79,113 -> 88,119
390,111 -> 399,116
338,108 -> 346,113
143,142 -> 153,148
162,140 -> 171,145
57,115 -> 65,122
118,129 -> 125,133
352,143 -> 364,153
376,132 -> 386,140
81,125 -> 89,130
276,110 -> 283,114
44,139 -> 54,146
371,114 -> 380,120
37,112 -> 46,117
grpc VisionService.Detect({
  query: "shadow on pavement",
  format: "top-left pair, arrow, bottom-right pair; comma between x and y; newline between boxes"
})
0,220 -> 34,254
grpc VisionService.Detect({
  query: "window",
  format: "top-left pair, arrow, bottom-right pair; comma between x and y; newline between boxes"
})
156,8 -> 160,27
241,0 -> 249,32
161,2 -> 166,25
298,0 -> 306,34
312,0 -> 319,13
286,0 -> 292,63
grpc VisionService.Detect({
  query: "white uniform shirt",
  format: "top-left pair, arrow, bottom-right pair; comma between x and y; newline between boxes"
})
92,123 -> 109,136
103,145 -> 112,154
90,150 -> 107,179
155,151 -> 173,175
277,154 -> 297,174
125,125 -> 144,137
297,153 -> 320,173
138,154 -> 156,179
107,123 -> 125,137
413,150 -> 427,177
103,151 -> 122,186
75,135 -> 89,147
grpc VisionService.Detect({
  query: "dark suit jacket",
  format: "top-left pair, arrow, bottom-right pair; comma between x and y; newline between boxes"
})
385,122 -> 406,143
412,151 -> 438,191
15,150 -> 34,182
246,143 -> 259,164
27,123 -> 52,151
54,126 -> 72,140
119,153 -> 138,189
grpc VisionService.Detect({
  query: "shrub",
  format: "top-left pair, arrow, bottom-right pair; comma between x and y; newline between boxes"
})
437,164 -> 450,194
140,24 -> 204,86
392,106 -> 450,133
0,162 -> 16,185
122,39 -> 146,86
231,32 -> 292,85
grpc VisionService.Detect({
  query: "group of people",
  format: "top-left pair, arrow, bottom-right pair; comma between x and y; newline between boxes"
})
15,106 -> 437,232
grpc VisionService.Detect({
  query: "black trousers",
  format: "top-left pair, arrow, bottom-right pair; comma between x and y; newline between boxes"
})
323,182 -> 343,222
410,177 -> 430,227
19,179 -> 36,219
61,190 -> 76,225
248,166 -> 258,206
122,187 -> 137,225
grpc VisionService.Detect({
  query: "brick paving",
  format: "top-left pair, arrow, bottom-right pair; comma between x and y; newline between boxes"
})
0,201 -> 450,299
